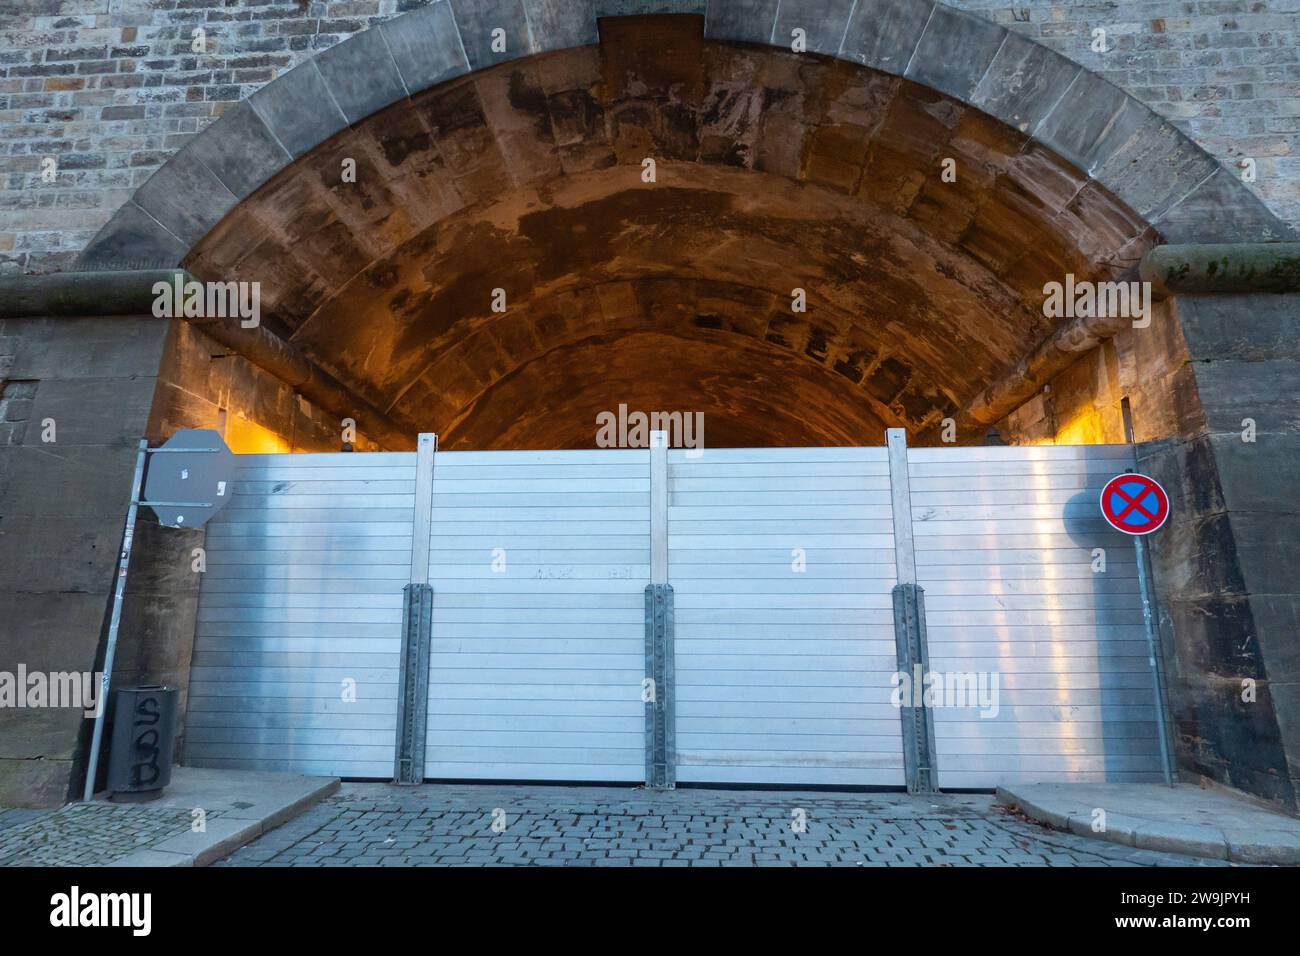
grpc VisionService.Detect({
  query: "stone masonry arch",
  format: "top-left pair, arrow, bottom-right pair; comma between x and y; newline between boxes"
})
78,0 -> 1294,272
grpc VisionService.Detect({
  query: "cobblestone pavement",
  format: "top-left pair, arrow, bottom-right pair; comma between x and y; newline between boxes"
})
219,784 -> 1232,867
0,803 -> 222,867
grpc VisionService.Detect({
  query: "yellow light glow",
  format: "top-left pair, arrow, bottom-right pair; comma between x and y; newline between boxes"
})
224,415 -> 293,454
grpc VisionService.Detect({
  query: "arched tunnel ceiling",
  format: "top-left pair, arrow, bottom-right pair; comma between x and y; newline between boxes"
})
184,28 -> 1159,449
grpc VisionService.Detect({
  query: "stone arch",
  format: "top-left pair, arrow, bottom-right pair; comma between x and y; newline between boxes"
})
79,0 -> 1292,270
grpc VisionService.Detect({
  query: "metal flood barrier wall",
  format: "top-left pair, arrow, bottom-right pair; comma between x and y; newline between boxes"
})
184,433 -> 1168,789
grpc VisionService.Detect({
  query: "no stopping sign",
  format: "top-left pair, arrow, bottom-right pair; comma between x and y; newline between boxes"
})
1100,473 -> 1170,535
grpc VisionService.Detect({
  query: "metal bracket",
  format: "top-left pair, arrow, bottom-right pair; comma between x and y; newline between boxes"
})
394,583 -> 432,785
893,583 -> 938,794
645,583 -> 676,789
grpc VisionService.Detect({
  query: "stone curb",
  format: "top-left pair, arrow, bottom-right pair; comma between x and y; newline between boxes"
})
996,786 -> 1300,866
105,778 -> 340,868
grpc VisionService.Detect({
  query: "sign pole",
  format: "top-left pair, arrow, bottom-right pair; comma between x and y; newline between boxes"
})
82,439 -> 149,801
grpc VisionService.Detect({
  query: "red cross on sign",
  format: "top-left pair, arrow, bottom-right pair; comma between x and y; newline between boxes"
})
1100,473 -> 1170,535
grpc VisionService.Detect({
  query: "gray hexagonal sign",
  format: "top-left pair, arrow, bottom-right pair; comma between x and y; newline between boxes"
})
143,429 -> 236,529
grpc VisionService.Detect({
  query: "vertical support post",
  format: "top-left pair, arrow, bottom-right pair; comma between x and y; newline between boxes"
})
1121,402 -> 1175,786
650,429 -> 668,586
394,433 -> 436,784
645,430 -> 675,788
886,428 -> 938,793
394,584 -> 432,784
409,433 -> 436,587
83,439 -> 149,801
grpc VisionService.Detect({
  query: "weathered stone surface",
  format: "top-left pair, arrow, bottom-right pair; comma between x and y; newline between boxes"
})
79,203 -> 188,272
379,1 -> 471,95
904,7 -> 1005,103
839,0 -> 931,75
248,60 -> 350,160
132,154 -> 238,250
970,31 -> 1078,136
184,103 -> 292,203
315,26 -> 411,124
1156,169 -> 1299,244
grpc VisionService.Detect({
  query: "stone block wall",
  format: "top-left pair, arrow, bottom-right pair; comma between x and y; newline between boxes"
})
0,314 -> 170,806
0,311 -> 377,806
998,292 -> 1300,810
1,0 -> 1297,275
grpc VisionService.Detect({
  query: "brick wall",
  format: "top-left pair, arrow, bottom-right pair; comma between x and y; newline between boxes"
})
0,1 -> 1296,276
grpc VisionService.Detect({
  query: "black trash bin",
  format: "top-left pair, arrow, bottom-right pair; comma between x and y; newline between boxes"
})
105,685 -> 178,801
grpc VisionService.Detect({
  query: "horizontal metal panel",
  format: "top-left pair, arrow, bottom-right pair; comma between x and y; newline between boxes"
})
669,564 -> 894,580
669,505 -> 895,521
185,757 -> 394,778
432,535 -> 651,550
432,478 -> 648,493
670,547 -> 895,566
669,461 -> 889,478
428,549 -> 649,564
926,623 -> 1148,640
925,609 -> 1145,625
425,564 -> 649,580
426,713 -> 641,731
426,730 -> 643,749
937,770 -> 1165,786
675,765 -> 905,785
908,459 -> 1133,477
192,651 -> 397,669
922,594 -> 1143,610
672,490 -> 891,506
907,445 -> 1134,463
674,685 -> 887,703
676,638 -> 897,655
186,710 -> 396,730
674,593 -> 893,608
186,726 -> 394,747
675,653 -> 899,671
426,697 -> 644,712
429,652 -> 642,670
197,592 -> 404,609
431,506 -> 651,522
675,732 -> 905,753
185,695 -> 396,715
433,492 -> 648,508
234,480 -> 415,496
434,464 -> 649,479
191,665 -> 397,683
205,545 -> 413,565
928,705 -> 1155,722
670,579 -> 895,595
674,717 -> 900,735
919,579 -> 1141,595
935,737 -> 1160,756
428,636 -> 642,654
676,749 -> 903,768
423,763 -> 643,782
676,607 -> 896,624
667,446 -> 886,463
186,742 -> 393,761
918,563 -> 1138,579
427,668 -> 642,685
187,681 -> 398,699
675,670 -> 897,688
423,745 -> 641,764
670,477 -> 885,492
195,607 -> 403,624
935,754 -> 1162,772
934,720 -> 1159,738
670,533 -> 894,549
192,623 -> 399,639
431,611 -> 642,626
427,683 -> 637,701
437,449 -> 649,466
205,521 -> 415,539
